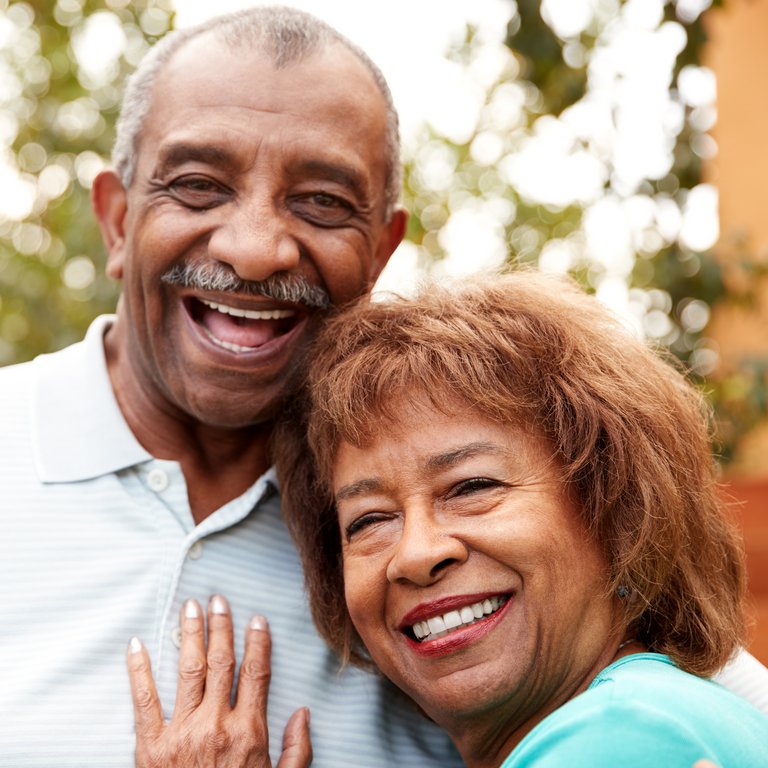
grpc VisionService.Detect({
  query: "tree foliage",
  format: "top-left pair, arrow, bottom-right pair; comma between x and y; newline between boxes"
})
1,0 -> 762,461
0,0 -> 172,363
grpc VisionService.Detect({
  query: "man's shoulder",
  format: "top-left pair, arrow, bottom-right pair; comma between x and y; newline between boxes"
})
0,355 -> 36,398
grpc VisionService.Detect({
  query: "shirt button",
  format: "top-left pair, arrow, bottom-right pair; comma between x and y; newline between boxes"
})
147,468 -> 169,492
188,541 -> 204,560
171,626 -> 182,648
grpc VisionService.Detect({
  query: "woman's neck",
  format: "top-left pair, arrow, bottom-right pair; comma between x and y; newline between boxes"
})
444,636 -> 644,768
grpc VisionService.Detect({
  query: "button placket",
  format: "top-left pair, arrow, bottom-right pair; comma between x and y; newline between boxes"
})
147,468 -> 169,493
188,540 -> 204,560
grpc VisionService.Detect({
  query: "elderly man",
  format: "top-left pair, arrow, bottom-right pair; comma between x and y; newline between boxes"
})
0,7 -> 459,767
0,5 -> 766,768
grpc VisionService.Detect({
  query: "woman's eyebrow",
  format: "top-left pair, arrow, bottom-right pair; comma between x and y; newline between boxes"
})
335,477 -> 383,502
424,442 -> 503,472
335,443 -> 505,502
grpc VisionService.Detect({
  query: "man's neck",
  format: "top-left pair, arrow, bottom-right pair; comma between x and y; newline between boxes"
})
104,329 -> 274,524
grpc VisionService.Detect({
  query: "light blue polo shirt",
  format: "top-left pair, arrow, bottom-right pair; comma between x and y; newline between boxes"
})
0,316 -> 461,767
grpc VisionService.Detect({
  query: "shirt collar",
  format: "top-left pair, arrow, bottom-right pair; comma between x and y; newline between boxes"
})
32,315 -> 153,482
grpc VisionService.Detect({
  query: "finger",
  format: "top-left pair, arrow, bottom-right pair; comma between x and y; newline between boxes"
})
234,615 -> 272,720
126,637 -> 164,741
277,708 -> 312,768
172,598 -> 207,719
205,594 -> 236,711
693,761 -> 719,768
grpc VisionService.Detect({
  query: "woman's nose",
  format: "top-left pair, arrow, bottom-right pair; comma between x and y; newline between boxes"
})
385,510 -> 469,587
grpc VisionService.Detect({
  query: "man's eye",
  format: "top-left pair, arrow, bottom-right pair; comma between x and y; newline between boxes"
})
167,176 -> 228,208
290,193 -> 355,226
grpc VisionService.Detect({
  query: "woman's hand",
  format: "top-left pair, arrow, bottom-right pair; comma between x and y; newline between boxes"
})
126,595 -> 312,767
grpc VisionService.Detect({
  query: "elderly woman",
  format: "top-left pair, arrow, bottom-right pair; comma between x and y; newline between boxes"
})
275,271 -> 768,766
127,272 -> 768,766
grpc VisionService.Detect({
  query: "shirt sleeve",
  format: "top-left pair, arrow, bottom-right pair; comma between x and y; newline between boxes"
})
502,699 -> 717,768
712,647 -> 768,716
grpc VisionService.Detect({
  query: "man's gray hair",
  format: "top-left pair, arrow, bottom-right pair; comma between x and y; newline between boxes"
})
112,5 -> 402,216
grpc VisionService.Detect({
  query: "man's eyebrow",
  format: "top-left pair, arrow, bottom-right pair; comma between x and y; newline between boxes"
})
293,160 -> 370,202
425,442 -> 503,472
155,142 -> 238,174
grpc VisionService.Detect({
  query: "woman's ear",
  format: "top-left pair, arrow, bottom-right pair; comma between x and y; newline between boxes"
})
91,169 -> 129,280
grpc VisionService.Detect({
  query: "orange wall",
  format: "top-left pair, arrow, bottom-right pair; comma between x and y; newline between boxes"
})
705,1 -> 768,662
705,0 -> 768,256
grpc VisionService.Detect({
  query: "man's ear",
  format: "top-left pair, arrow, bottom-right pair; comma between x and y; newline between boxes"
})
371,207 -> 408,282
91,169 -> 128,280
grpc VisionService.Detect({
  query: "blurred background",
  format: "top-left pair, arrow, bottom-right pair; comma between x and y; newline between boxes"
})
1,0 -> 766,662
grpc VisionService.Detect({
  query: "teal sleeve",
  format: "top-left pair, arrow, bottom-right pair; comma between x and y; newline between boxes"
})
502,699 -> 722,768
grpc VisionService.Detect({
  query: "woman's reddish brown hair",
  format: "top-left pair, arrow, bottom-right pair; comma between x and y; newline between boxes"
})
275,270 -> 746,676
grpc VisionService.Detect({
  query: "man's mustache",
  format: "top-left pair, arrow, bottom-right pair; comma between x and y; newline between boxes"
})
161,262 -> 331,310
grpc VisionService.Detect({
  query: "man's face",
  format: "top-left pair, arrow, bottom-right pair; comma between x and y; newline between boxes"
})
94,36 -> 405,428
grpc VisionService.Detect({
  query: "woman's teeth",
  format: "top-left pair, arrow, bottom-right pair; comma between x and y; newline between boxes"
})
411,596 -> 507,642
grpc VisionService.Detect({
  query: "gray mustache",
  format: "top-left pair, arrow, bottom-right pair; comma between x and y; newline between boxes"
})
161,263 -> 330,310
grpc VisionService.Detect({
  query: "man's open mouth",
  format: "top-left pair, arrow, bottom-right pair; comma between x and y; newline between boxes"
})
188,297 -> 302,353
405,595 -> 510,643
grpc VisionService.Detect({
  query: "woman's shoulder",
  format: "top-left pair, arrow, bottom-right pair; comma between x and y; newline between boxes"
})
503,653 -> 768,768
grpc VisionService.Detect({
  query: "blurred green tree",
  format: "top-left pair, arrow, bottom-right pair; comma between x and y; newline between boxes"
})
0,0 -> 173,364
2,0 -> 763,461
401,0 -> 767,461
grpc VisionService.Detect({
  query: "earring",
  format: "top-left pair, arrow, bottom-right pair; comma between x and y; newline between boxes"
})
616,585 -> 630,599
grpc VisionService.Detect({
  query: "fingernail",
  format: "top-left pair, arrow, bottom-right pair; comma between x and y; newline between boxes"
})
250,615 -> 268,631
303,707 -> 311,727
184,599 -> 200,619
128,636 -> 143,654
210,595 -> 229,614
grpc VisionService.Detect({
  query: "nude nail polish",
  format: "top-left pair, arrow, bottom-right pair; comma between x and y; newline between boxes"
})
184,599 -> 199,619
210,595 -> 228,614
250,615 -> 268,631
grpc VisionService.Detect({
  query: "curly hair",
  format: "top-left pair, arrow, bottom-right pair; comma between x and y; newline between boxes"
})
275,270 -> 746,676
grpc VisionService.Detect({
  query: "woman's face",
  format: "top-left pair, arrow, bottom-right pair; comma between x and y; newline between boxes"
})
333,401 -> 620,733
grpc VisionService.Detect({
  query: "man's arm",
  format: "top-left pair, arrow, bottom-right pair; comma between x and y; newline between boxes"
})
712,648 -> 768,715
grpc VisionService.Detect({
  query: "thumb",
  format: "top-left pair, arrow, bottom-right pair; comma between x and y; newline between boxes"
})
276,708 -> 312,768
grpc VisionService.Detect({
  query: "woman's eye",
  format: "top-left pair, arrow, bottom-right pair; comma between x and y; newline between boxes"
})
449,477 -> 502,497
344,512 -> 389,540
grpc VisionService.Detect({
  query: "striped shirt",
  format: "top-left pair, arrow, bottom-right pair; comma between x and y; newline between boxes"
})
0,315 -> 461,767
2,316 -> 766,766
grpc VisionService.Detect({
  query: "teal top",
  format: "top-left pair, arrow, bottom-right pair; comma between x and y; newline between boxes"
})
502,653 -> 768,767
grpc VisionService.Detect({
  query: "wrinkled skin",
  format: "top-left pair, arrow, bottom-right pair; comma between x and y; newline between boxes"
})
127,597 -> 311,768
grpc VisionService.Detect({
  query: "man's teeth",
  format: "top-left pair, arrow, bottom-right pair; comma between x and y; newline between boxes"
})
411,596 -> 507,642
203,329 -> 254,353
200,298 -> 295,320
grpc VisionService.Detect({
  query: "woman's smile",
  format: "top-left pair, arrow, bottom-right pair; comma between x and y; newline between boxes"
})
333,400 -> 618,732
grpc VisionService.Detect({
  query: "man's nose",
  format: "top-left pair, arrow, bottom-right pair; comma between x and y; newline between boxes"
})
207,193 -> 301,282
385,508 -> 469,587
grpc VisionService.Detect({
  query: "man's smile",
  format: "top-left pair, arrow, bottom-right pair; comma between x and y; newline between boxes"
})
187,296 -> 306,354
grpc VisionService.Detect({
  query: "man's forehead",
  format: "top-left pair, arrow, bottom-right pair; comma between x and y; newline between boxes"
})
163,32 -> 375,93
